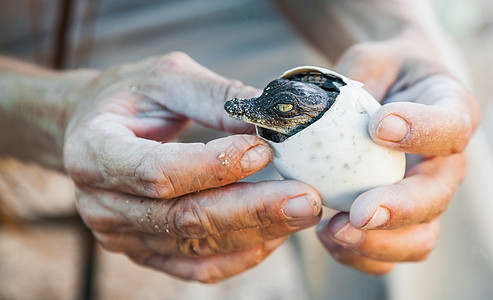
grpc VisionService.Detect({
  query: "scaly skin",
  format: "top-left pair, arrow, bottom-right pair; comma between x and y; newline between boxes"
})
224,76 -> 339,140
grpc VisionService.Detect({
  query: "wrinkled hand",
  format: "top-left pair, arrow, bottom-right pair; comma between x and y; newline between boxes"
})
64,52 -> 321,283
317,42 -> 481,274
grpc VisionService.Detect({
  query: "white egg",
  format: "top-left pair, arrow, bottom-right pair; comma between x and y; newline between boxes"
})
257,66 -> 406,211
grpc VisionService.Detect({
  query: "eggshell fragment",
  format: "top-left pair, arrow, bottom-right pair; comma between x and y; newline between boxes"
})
258,66 -> 406,211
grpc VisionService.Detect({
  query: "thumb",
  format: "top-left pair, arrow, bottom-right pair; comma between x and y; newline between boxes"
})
131,52 -> 260,134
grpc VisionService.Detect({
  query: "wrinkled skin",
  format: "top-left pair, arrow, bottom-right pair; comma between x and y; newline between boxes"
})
64,52 -> 322,283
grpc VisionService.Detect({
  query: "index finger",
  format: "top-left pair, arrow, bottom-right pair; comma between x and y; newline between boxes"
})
369,75 -> 480,155
77,180 -> 322,238
131,52 -> 261,134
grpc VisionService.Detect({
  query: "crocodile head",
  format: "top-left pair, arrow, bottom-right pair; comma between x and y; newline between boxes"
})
225,78 -> 338,142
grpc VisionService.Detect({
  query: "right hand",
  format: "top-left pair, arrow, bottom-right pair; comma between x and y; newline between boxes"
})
63,52 -> 322,283
316,41 -> 480,274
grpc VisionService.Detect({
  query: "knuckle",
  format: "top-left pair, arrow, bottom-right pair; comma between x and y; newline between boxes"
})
93,233 -> 119,252
167,200 -> 216,238
133,150 -> 176,199
248,198 -> 275,227
138,171 -> 175,199
155,51 -> 194,74
177,236 -> 223,257
444,110 -> 473,154
165,51 -> 192,63
222,79 -> 246,100
74,190 -> 119,232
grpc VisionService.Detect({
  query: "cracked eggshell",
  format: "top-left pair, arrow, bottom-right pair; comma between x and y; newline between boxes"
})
258,66 -> 406,211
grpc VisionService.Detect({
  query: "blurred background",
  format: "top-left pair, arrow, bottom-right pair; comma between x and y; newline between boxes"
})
1,0 -> 492,299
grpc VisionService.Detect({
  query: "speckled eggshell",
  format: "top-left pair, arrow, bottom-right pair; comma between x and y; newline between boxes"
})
258,66 -> 406,211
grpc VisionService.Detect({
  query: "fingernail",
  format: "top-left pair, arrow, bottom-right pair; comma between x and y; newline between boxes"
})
334,223 -> 365,245
283,195 -> 318,218
240,144 -> 272,170
363,206 -> 390,229
376,114 -> 409,142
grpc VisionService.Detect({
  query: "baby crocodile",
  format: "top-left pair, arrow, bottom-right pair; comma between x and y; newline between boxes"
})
224,71 -> 345,142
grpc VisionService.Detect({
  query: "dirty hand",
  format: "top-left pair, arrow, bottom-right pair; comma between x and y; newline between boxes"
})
317,41 -> 481,274
64,52 -> 321,283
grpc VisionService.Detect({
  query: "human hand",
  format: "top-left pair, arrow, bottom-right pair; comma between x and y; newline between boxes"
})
316,41 -> 480,274
64,52 -> 322,283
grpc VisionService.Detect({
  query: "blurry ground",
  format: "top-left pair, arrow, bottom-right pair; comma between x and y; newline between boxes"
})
1,0 -> 493,299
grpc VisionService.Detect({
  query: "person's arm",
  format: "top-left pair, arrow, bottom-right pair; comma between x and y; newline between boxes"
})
275,0 -> 481,274
0,56 -> 97,170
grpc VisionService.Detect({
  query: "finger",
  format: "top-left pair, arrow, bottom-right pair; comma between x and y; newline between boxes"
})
76,180 -> 322,238
95,220 -> 309,257
318,214 -> 440,265
349,153 -> 465,230
130,51 -> 260,134
94,215 -> 316,258
325,243 -> 395,275
129,237 -> 287,283
368,75 -> 480,155
326,244 -> 395,275
320,242 -> 395,275
317,217 -> 395,275
66,130 -> 273,198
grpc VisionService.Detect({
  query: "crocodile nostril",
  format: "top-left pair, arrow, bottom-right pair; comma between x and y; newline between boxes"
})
224,99 -> 238,114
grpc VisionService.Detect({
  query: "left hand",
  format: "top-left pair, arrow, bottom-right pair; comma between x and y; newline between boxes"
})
316,41 -> 481,274
64,52 -> 322,283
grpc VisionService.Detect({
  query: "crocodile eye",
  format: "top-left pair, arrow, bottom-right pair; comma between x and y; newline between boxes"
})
275,103 -> 294,113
